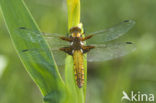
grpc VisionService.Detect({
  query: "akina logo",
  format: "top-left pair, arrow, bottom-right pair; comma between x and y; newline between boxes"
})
121,91 -> 154,102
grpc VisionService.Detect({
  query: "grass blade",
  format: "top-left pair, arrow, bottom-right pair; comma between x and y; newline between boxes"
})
0,0 -> 66,102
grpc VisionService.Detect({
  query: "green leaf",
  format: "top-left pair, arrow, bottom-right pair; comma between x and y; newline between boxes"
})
0,0 -> 66,103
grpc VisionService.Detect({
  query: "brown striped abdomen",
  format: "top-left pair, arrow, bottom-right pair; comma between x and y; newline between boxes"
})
73,50 -> 84,88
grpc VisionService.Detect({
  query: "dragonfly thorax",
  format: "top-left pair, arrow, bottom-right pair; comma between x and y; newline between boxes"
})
72,33 -> 81,37
71,37 -> 83,51
59,29 -> 94,56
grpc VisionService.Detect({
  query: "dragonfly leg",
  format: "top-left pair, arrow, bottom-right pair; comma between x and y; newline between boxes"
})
81,28 -> 85,35
82,45 -> 95,53
59,47 -> 72,55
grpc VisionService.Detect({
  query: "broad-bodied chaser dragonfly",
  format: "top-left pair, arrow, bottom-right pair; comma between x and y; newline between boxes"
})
18,20 -> 136,88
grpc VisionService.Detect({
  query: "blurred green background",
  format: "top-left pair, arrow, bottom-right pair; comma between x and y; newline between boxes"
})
0,0 -> 156,103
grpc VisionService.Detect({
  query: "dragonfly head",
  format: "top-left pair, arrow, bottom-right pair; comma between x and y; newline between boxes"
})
70,26 -> 82,37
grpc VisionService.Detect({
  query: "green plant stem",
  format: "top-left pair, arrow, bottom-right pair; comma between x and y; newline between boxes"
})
65,0 -> 87,103
67,0 -> 80,29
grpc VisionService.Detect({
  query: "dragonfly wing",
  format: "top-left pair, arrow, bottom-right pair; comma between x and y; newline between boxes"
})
16,27 -> 69,50
52,49 -> 67,66
16,27 -> 69,65
87,42 -> 136,62
19,48 -> 66,66
86,20 -> 135,44
46,36 -> 70,50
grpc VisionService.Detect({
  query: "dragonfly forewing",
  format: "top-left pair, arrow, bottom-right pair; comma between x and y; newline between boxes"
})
86,20 -> 135,44
16,27 -> 69,49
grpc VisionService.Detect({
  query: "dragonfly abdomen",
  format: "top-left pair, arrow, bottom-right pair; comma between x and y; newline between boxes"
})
73,50 -> 84,88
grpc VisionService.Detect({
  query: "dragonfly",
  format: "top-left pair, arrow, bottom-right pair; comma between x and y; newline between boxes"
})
18,20 -> 136,88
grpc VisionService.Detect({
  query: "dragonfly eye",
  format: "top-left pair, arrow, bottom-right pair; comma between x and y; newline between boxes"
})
70,26 -> 81,34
